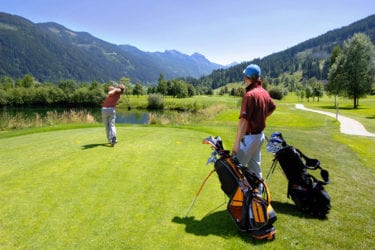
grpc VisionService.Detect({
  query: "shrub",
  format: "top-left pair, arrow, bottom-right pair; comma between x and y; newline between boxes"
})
268,86 -> 285,100
147,94 -> 164,110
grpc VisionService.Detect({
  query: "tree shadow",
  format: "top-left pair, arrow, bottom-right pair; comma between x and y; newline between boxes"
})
172,210 -> 269,245
316,105 -> 366,111
81,143 -> 112,150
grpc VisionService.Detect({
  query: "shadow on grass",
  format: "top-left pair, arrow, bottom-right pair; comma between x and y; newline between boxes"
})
81,143 -> 112,150
271,201 -> 329,220
318,105 -> 367,111
172,210 -> 269,245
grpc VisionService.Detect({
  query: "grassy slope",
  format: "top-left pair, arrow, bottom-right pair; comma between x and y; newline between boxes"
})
0,97 -> 374,249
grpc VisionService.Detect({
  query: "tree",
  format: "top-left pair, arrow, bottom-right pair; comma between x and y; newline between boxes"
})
327,45 -> 343,108
157,73 -> 168,96
187,84 -> 196,97
119,77 -> 132,96
58,79 -> 77,93
133,82 -> 145,96
173,80 -> 188,98
309,77 -> 324,102
0,76 -> 15,90
305,85 -> 313,102
295,82 -> 305,102
329,33 -> 375,108
0,89 -> 8,105
21,74 -> 37,88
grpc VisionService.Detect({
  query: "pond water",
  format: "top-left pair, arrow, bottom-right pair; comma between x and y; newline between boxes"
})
114,109 -> 149,124
1,107 -> 150,124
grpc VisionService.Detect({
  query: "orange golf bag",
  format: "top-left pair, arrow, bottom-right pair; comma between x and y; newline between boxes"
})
203,136 -> 277,240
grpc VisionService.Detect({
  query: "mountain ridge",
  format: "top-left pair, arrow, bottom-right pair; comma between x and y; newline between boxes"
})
0,12 -> 223,83
194,14 -> 375,89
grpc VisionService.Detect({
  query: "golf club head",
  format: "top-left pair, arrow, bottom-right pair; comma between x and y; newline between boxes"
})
270,131 -> 287,146
266,138 -> 284,153
206,152 -> 217,165
214,136 -> 224,150
202,136 -> 217,149
320,169 -> 330,184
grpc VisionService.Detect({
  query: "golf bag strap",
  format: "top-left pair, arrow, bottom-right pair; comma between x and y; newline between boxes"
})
295,148 -> 321,170
224,158 -> 250,192
295,148 -> 330,184
258,178 -> 271,206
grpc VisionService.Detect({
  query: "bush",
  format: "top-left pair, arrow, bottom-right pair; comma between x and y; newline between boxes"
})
268,86 -> 285,100
147,94 -> 164,110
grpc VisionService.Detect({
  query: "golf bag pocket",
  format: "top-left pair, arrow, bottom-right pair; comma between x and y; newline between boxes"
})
248,194 -> 277,229
249,195 -> 269,229
289,182 -> 330,218
288,185 -> 311,211
247,178 -> 277,230
311,183 -> 331,218
227,187 -> 246,230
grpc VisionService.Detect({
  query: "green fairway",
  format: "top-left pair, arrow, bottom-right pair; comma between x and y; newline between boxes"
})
1,100 -> 374,249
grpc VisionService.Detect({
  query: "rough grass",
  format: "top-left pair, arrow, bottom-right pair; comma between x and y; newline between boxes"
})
0,109 -> 96,130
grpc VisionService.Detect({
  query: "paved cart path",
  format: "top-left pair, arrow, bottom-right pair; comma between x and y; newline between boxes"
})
295,104 -> 375,137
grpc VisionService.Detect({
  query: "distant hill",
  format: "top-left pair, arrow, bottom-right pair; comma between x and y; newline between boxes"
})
195,14 -> 375,89
0,12 -> 223,84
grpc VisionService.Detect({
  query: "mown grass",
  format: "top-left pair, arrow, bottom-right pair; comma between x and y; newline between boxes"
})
0,95 -> 374,249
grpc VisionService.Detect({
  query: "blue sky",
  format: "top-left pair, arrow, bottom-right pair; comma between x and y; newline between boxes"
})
1,0 -> 374,65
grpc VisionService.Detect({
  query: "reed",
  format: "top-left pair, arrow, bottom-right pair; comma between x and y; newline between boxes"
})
0,109 -> 96,130
147,104 -> 227,125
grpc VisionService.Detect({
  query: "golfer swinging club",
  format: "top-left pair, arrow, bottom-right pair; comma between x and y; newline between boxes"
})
102,82 -> 125,146
232,64 -> 276,188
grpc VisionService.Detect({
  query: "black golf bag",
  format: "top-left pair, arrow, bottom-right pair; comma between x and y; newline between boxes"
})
266,132 -> 331,218
203,136 -> 277,240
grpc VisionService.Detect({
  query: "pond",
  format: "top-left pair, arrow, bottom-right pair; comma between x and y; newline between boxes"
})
0,107 -> 150,124
114,109 -> 149,124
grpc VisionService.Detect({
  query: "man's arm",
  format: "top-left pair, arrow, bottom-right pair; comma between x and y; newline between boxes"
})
266,95 -> 276,117
232,117 -> 248,155
108,86 -> 123,95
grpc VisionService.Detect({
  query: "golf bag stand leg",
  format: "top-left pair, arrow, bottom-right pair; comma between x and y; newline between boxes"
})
266,158 -> 278,183
184,169 -> 215,217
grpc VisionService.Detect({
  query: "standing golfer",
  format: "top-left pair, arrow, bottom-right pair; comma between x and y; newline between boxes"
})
102,83 -> 125,146
232,64 -> 276,180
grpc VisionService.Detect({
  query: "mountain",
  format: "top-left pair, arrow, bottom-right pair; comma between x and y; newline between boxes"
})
0,12 -> 223,84
194,14 -> 375,89
118,45 -> 222,80
1,12 -> 374,87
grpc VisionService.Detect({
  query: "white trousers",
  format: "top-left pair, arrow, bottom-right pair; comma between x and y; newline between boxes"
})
236,132 -> 265,179
102,107 -> 116,143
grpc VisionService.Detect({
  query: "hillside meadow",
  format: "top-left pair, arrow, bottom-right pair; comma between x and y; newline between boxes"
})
0,94 -> 374,249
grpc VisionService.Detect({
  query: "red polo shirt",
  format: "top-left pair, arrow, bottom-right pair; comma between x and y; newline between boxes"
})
102,89 -> 124,108
239,83 -> 276,134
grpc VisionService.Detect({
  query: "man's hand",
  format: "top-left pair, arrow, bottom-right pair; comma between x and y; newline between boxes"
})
233,118 -> 247,155
232,143 -> 240,156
